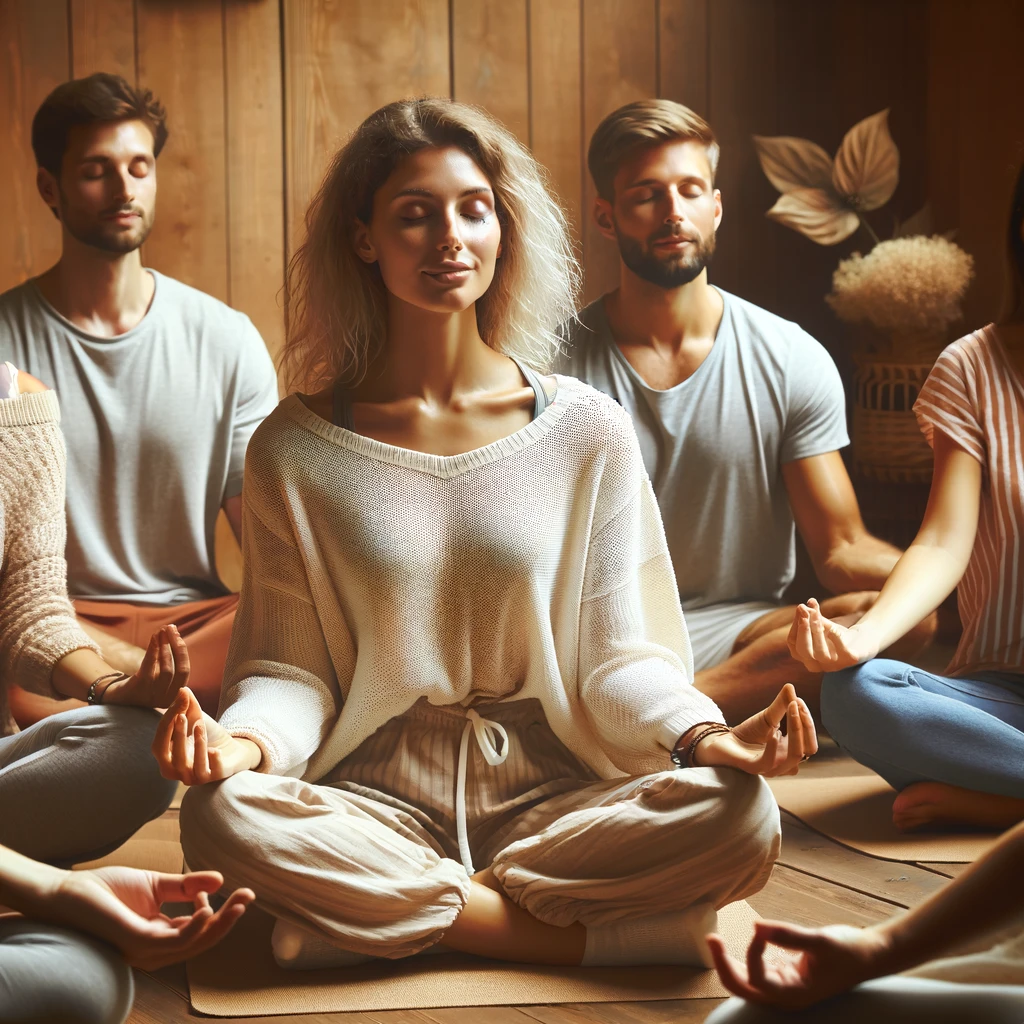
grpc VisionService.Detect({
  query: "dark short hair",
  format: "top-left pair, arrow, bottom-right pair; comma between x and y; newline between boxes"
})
31,72 -> 168,176
587,98 -> 719,201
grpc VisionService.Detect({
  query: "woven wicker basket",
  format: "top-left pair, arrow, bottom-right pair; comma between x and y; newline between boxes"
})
852,360 -> 935,483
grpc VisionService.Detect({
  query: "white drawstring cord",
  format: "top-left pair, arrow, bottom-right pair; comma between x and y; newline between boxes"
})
455,708 -> 509,874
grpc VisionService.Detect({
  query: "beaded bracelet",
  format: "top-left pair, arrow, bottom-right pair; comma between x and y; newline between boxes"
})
86,671 -> 130,705
670,722 -> 732,769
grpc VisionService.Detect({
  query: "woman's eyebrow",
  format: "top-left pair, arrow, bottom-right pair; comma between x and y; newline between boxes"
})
392,186 -> 493,199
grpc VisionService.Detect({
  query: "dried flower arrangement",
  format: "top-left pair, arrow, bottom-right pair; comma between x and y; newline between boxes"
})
754,110 -> 974,356
828,236 -> 975,337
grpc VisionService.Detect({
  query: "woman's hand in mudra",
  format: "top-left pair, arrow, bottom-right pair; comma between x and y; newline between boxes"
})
104,625 -> 190,709
787,597 -> 878,674
152,687 -> 262,785
692,683 -> 817,776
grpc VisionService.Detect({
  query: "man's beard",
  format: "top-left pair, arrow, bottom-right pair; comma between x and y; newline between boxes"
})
60,197 -> 154,255
614,225 -> 715,290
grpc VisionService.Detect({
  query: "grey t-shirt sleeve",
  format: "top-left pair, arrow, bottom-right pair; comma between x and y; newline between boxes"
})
226,318 -> 279,499
780,331 -> 850,464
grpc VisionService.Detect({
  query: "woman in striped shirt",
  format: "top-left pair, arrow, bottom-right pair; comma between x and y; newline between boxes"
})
788,162 -> 1024,832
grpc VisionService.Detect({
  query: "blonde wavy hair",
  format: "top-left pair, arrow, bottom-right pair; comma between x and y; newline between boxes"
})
282,98 -> 580,391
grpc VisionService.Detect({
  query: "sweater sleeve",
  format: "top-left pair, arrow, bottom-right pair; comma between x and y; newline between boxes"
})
217,440 -> 341,777
0,393 -> 100,698
577,406 -> 725,774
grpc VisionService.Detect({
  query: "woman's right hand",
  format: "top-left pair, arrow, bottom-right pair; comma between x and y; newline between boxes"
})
706,919 -> 892,1010
152,687 -> 261,784
787,597 -> 879,673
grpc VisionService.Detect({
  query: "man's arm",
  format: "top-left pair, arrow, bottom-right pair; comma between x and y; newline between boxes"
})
782,451 -> 901,595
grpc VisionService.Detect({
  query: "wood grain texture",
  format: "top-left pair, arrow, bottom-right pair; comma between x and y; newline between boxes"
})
225,0 -> 286,360
284,0 -> 450,256
778,812 -> 948,909
748,863 -> 897,929
658,0 -> 708,114
69,0 -> 136,80
529,0 -> 582,251
452,0 -> 529,144
929,0 -> 1024,328
580,0 -> 658,303
0,0 -> 69,290
136,0 -> 229,301
706,0 -> 778,311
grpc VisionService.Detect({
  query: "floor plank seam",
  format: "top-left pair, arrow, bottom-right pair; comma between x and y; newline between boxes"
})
774,859 -> 911,911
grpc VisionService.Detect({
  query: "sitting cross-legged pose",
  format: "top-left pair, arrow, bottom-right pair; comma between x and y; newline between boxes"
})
788,162 -> 1024,833
0,365 -> 188,865
703,817 -> 1024,1023
556,100 -> 937,723
0,843 -> 252,1024
157,98 -> 816,970
0,73 -> 279,723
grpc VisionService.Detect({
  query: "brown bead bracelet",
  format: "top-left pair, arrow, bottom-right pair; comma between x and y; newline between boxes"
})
671,722 -> 732,769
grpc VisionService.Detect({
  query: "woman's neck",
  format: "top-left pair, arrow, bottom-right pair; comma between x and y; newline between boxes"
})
356,297 -> 511,404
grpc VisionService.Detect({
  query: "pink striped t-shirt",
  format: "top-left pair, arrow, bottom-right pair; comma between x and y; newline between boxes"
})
914,326 -> 1024,676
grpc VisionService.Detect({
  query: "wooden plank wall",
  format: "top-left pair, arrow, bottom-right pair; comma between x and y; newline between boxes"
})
3,0 -> 1024,367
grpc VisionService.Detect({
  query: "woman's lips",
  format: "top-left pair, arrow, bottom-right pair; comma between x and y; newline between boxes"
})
423,266 -> 473,284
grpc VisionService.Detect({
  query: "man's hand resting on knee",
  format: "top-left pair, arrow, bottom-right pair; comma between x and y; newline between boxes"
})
152,686 -> 263,784
683,683 -> 818,776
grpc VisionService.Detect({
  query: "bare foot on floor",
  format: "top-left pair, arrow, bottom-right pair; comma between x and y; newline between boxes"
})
892,781 -> 1024,832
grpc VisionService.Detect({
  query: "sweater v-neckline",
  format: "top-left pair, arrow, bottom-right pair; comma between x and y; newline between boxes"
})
281,376 -> 574,480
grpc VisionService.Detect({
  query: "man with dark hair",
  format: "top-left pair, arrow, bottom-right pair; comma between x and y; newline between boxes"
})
558,99 -> 934,723
0,73 -> 278,721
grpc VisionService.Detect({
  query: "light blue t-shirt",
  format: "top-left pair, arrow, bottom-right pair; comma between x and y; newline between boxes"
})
0,270 -> 279,605
555,288 -> 849,611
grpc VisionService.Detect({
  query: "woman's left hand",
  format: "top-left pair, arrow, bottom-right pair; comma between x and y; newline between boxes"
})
692,683 -> 817,777
104,625 -> 191,709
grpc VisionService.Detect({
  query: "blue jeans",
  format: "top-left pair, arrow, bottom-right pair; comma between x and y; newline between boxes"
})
821,659 -> 1024,796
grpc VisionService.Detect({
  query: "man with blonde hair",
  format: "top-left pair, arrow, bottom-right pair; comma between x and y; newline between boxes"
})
558,99 -> 932,722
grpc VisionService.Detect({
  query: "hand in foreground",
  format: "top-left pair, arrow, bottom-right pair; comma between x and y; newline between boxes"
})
104,625 -> 191,709
38,866 -> 254,971
693,683 -> 817,777
705,918 -> 891,1010
152,686 -> 261,784
787,597 -> 878,674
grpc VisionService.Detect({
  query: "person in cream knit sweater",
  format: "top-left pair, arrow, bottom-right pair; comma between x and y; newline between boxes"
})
0,365 -> 241,1022
160,99 -> 816,970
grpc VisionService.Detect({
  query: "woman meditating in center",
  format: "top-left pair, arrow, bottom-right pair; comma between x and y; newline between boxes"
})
160,98 -> 814,969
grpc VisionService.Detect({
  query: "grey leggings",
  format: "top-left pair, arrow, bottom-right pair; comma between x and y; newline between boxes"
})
0,705 -> 176,1023
0,704 -> 177,864
705,977 -> 1024,1023
0,919 -> 134,1024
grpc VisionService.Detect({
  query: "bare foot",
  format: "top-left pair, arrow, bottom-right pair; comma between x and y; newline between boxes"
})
892,781 -> 1024,832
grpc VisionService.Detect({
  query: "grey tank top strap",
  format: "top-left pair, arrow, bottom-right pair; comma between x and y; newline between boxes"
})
332,358 -> 549,429
333,381 -> 354,430
510,356 -> 550,419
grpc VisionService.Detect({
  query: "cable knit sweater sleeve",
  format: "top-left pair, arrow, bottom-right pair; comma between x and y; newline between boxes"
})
217,417 -> 342,777
577,400 -> 725,775
0,391 -> 100,732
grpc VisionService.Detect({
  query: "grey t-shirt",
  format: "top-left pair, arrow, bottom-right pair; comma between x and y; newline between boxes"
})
556,288 -> 849,610
0,271 -> 279,605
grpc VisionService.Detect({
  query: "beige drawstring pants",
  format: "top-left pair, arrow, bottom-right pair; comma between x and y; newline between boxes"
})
181,698 -> 780,959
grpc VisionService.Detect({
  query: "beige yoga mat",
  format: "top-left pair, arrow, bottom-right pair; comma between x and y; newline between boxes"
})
187,900 -> 765,1016
769,773 -> 1000,863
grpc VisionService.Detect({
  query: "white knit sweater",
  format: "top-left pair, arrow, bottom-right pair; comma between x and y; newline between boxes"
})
219,375 -> 725,781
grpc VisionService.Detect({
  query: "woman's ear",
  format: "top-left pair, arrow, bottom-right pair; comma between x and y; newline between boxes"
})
353,219 -> 377,264
496,240 -> 503,259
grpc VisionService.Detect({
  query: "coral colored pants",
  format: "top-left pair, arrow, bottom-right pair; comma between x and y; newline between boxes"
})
73,595 -> 238,714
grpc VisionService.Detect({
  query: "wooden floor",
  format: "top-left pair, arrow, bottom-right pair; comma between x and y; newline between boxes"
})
125,739 -> 968,1024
